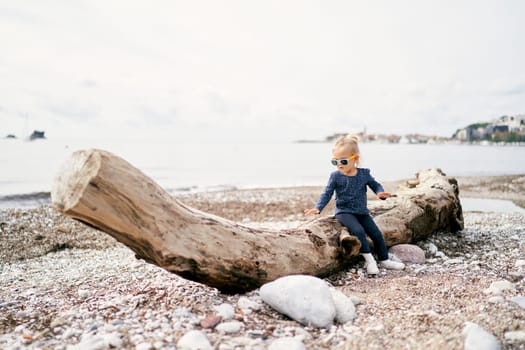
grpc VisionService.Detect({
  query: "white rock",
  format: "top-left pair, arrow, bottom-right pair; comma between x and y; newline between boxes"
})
329,288 -> 356,323
487,296 -> 505,304
260,275 -> 336,328
516,259 -> 525,268
173,307 -> 194,319
216,320 -> 243,333
425,242 -> 438,255
414,266 -> 427,274
62,328 -> 77,339
237,296 -> 261,311
505,331 -> 525,342
214,303 -> 235,320
435,251 -> 448,259
224,336 -> 256,347
290,327 -> 312,341
104,333 -> 122,348
78,289 -> 90,299
509,296 -> 525,309
422,310 -> 440,318
67,334 -> 106,350
22,289 -> 36,297
349,295 -> 362,305
135,342 -> 152,350
509,271 -> 523,280
50,315 -> 68,329
365,323 -> 384,333
130,334 -> 146,345
483,280 -> 515,295
177,330 -> 212,350
463,322 -> 500,350
444,258 -> 464,265
14,324 -> 26,333
268,337 -> 306,350
16,310 -> 28,318
343,324 -> 361,334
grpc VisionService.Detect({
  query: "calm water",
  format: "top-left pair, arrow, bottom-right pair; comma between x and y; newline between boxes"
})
1,138 -> 524,209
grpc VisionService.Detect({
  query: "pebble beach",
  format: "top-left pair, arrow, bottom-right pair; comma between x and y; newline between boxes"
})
1,175 -> 525,349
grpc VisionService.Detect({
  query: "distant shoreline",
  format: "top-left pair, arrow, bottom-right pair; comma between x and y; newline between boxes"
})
294,139 -> 525,146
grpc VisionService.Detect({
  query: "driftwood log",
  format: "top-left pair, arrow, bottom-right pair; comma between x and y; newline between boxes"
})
51,149 -> 463,294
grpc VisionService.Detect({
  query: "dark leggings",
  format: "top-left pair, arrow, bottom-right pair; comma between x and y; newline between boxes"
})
335,213 -> 389,261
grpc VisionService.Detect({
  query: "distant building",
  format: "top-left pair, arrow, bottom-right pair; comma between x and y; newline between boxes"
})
492,125 -> 509,133
498,115 -> 525,132
453,125 -> 489,141
453,114 -> 525,142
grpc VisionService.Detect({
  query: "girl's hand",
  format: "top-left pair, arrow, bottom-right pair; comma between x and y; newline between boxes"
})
304,208 -> 320,215
377,192 -> 391,200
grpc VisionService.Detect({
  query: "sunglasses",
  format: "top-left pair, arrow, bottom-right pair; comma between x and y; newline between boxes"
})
331,155 -> 357,166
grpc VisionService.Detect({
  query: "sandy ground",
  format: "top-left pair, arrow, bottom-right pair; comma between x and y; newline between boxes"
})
1,174 -> 524,349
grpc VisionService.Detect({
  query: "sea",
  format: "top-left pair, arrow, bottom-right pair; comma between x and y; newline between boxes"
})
1,137 -> 524,212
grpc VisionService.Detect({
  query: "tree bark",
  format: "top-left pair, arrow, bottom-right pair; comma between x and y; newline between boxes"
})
51,149 -> 463,294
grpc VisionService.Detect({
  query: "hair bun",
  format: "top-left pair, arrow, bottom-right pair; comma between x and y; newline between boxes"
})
345,134 -> 359,143
334,133 -> 360,155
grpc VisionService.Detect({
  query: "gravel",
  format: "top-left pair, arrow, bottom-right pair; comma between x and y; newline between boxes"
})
1,179 -> 524,349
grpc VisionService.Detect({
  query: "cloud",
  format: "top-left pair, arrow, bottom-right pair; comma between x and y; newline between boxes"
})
499,83 -> 525,96
1,1 -> 525,141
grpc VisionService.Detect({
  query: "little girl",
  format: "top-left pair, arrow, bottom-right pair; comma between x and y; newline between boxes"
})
304,133 -> 405,275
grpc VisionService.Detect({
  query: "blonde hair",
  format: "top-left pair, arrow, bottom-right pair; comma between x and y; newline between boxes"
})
333,133 -> 360,155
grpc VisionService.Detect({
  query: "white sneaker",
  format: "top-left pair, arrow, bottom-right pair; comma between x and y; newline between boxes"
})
379,259 -> 405,270
365,261 -> 379,275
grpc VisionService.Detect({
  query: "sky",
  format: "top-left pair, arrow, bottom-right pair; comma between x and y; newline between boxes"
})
1,0 -> 525,143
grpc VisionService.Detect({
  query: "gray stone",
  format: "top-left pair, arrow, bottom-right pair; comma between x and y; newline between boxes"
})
349,295 -> 362,305
483,280 -> 515,295
213,303 -> 235,320
176,330 -> 212,350
268,337 -> 306,350
103,333 -> 122,348
67,334 -> 107,350
216,320 -> 243,333
237,296 -> 261,312
463,322 -> 500,350
78,289 -> 90,299
505,331 -> 525,342
329,288 -> 356,323
135,342 -> 152,350
487,296 -> 505,304
509,296 -> 525,309
389,244 -> 426,264
424,242 -> 438,255
260,275 -> 336,328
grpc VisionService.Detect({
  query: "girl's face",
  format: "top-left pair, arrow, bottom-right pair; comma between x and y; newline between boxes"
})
332,146 -> 359,176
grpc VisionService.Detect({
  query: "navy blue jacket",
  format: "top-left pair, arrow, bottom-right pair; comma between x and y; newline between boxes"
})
315,168 -> 384,215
